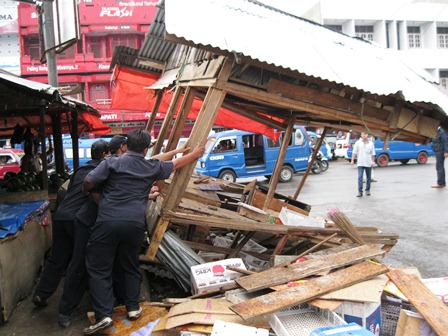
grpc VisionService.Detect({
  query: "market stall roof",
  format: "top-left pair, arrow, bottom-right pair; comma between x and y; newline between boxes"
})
0,72 -> 111,138
110,0 -> 448,142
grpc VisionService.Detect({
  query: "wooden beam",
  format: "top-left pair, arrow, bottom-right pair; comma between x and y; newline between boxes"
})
222,82 -> 391,131
146,218 -> 170,260
268,78 -> 390,122
236,244 -> 385,292
263,119 -> 295,210
294,127 -> 327,199
152,86 -> 183,155
387,268 -> 448,335
166,86 -> 197,152
230,261 -> 389,320
145,89 -> 164,132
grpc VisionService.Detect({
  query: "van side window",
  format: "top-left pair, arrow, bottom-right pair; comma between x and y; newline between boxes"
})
65,148 -> 74,159
267,137 -> 281,148
295,129 -> 306,146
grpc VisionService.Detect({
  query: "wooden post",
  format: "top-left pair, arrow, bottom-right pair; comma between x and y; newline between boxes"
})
152,86 -> 183,156
145,89 -> 164,132
166,86 -> 197,152
263,120 -> 295,211
294,127 -> 327,199
40,108 -> 48,191
146,57 -> 233,260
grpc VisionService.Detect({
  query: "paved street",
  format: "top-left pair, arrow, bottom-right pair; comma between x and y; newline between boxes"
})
256,157 -> 448,278
1,157 -> 447,336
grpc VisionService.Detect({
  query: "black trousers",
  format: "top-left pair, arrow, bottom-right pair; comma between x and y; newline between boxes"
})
34,219 -> 74,300
58,219 -> 90,316
86,220 -> 145,320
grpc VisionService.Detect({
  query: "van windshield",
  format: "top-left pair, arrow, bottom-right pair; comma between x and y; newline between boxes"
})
205,137 -> 217,153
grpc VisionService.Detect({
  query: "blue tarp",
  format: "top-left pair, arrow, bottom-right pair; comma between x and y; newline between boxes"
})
0,200 -> 49,239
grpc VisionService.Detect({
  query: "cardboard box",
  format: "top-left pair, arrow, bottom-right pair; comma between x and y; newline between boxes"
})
422,277 -> 448,303
310,322 -> 375,336
335,301 -> 381,335
190,258 -> 247,294
395,309 -> 437,336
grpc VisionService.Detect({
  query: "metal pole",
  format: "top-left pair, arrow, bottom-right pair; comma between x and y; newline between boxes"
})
42,0 -> 65,174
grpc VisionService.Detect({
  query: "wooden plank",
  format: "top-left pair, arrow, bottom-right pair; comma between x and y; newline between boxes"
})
387,268 -> 448,335
236,244 -> 385,292
251,189 -> 309,216
146,218 -> 170,260
230,261 -> 388,320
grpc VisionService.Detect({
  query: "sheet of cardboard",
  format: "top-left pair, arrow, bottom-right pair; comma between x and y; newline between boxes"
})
321,274 -> 388,302
167,298 -> 234,318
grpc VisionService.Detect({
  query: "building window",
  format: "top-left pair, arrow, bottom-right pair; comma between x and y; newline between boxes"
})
440,71 -> 448,90
90,83 -> 110,104
23,35 -> 41,60
108,34 -> 139,57
437,27 -> 448,48
355,25 -> 374,41
325,25 -> 343,33
407,26 -> 421,48
57,44 -> 76,60
87,36 -> 105,58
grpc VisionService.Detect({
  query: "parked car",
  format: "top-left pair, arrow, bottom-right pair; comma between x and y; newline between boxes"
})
195,126 -> 311,183
346,138 -> 434,167
335,131 -> 359,159
0,148 -> 24,180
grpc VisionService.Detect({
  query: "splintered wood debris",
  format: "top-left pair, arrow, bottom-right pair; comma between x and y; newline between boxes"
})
137,175 -> 447,334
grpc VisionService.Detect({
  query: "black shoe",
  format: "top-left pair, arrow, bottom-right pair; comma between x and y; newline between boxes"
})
83,317 -> 113,335
366,190 -> 371,196
356,192 -> 363,197
32,295 -> 47,308
371,179 -> 378,182
58,314 -> 71,328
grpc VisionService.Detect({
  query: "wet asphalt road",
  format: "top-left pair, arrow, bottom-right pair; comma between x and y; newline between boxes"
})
0,156 -> 446,335
256,156 -> 448,278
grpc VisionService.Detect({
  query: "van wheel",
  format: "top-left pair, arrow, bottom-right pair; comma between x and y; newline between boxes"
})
279,166 -> 294,183
400,159 -> 409,165
376,154 -> 389,167
218,169 -> 236,182
416,152 -> 428,164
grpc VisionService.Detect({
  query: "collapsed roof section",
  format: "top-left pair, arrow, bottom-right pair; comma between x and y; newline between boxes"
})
112,0 -> 448,143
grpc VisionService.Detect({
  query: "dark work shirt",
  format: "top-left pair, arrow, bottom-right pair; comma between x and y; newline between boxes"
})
53,159 -> 102,221
85,151 -> 174,224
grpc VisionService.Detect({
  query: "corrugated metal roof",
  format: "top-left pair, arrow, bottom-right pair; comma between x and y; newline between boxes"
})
164,0 -> 448,114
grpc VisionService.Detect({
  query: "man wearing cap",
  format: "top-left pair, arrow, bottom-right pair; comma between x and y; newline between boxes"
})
82,130 -> 204,334
108,135 -> 127,155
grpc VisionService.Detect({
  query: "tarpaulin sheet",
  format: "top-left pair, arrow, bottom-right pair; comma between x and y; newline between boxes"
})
0,200 -> 49,239
110,67 -> 281,140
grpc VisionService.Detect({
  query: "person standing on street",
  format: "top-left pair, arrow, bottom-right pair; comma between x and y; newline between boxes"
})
351,131 -> 376,197
82,130 -> 205,335
431,126 -> 448,188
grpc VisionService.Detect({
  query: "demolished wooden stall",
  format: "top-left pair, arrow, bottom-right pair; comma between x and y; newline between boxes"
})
144,174 -> 399,265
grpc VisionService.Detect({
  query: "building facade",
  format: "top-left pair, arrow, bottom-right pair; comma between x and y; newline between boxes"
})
278,0 -> 448,95
17,0 -> 163,135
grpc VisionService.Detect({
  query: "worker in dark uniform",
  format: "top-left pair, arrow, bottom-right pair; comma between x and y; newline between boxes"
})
82,130 -> 204,335
32,140 -> 110,316
56,140 -> 110,328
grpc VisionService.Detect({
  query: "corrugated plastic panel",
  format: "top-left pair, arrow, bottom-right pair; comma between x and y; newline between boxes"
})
164,0 -> 448,114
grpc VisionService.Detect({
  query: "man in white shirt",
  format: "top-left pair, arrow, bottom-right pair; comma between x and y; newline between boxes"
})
351,131 -> 376,197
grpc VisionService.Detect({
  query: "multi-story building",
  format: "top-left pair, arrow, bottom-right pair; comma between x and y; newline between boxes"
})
269,0 -> 448,95
17,0 -> 162,135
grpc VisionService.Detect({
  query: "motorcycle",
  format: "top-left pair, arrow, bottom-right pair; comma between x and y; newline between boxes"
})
309,150 -> 328,174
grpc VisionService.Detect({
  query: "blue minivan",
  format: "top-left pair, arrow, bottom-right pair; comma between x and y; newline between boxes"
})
195,126 -> 311,183
346,138 -> 434,167
62,137 -> 113,169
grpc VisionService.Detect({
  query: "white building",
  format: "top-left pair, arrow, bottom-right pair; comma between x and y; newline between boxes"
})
263,0 -> 448,95
0,0 -> 20,75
